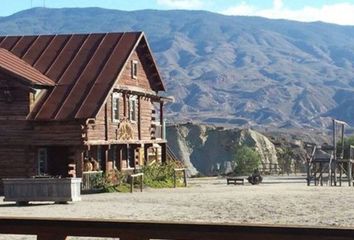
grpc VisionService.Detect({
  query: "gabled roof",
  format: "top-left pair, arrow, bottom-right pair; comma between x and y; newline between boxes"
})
0,32 -> 165,121
0,48 -> 55,86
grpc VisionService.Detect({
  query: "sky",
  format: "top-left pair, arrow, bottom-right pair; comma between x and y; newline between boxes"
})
1,0 -> 354,26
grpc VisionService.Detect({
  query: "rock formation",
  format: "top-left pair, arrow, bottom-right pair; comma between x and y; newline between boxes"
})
166,123 -> 280,176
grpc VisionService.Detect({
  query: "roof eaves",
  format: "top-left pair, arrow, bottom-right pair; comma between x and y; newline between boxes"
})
140,33 -> 166,92
0,48 -> 55,86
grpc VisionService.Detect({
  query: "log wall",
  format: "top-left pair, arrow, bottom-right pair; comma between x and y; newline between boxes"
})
0,120 -> 83,146
0,77 -> 30,119
0,145 -> 36,192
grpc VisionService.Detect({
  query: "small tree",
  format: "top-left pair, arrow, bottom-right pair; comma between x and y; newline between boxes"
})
233,145 -> 261,175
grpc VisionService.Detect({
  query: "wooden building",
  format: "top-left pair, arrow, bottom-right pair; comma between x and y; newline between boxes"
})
0,32 -> 168,190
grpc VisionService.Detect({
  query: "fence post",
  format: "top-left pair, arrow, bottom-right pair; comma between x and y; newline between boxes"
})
183,169 -> 187,187
130,176 -> 134,193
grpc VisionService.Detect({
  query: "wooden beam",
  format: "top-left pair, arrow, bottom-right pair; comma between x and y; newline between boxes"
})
1,217 -> 354,240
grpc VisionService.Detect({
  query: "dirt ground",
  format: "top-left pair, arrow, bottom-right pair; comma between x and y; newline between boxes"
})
1,175 -> 354,239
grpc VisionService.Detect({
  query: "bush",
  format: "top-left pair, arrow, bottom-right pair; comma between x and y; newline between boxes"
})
233,145 -> 261,175
91,170 -> 130,193
142,161 -> 185,188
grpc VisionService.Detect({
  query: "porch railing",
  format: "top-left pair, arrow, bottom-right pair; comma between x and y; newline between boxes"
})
0,217 -> 354,240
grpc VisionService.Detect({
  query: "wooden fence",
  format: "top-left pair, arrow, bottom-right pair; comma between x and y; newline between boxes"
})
0,217 -> 354,240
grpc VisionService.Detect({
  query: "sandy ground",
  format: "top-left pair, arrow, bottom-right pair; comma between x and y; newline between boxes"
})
1,175 -> 354,239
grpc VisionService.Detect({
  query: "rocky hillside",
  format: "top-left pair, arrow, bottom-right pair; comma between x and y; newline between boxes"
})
1,8 -> 354,130
166,123 -> 307,176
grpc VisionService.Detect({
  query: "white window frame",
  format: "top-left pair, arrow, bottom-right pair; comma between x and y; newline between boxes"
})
129,95 -> 137,122
131,60 -> 138,79
37,148 -> 47,175
112,92 -> 121,123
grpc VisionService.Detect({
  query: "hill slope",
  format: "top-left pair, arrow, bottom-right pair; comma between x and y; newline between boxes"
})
1,8 -> 354,129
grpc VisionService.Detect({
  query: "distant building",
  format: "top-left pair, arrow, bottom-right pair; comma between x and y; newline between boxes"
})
0,32 -> 168,190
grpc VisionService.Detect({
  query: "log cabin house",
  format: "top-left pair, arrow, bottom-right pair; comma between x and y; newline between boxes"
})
0,32 -> 169,191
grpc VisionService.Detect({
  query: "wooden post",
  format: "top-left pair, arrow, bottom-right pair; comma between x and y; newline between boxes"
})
123,93 -> 127,117
339,163 -> 343,186
75,148 -> 84,178
320,162 -> 323,186
130,176 -> 134,193
333,119 -> 337,186
314,163 -> 317,186
174,168 -> 187,188
160,101 -> 164,126
105,146 -> 109,172
173,170 -> 177,188
118,145 -> 123,171
349,161 -> 353,187
130,173 -> 144,193
183,169 -> 187,187
349,146 -> 353,187
307,160 -> 310,186
161,143 -> 167,163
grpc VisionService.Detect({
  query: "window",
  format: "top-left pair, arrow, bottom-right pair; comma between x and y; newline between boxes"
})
112,92 -> 121,122
37,148 -> 47,175
129,95 -> 137,122
131,60 -> 138,79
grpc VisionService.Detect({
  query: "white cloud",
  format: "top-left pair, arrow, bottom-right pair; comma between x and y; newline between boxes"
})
222,0 -> 354,26
156,0 -> 204,9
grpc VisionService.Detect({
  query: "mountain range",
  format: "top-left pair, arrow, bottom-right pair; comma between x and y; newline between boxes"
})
1,7 -> 354,131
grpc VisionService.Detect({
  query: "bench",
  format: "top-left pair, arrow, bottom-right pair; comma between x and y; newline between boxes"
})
226,177 -> 244,185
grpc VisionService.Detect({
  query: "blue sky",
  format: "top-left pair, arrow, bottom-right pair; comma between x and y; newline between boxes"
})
2,0 -> 354,25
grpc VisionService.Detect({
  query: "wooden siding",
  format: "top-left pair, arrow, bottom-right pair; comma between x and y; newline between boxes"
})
0,120 -> 83,146
117,49 -> 157,90
86,48 -> 160,143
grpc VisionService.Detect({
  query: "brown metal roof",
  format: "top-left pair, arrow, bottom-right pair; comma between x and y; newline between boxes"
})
0,32 -> 165,121
0,48 -> 55,86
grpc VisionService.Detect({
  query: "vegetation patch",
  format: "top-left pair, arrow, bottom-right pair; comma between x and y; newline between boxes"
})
142,161 -> 185,188
232,145 -> 261,175
89,161 -> 186,192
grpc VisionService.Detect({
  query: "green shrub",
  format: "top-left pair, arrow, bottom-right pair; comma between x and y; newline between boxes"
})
91,170 -> 129,192
233,145 -> 261,175
142,161 -> 185,188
